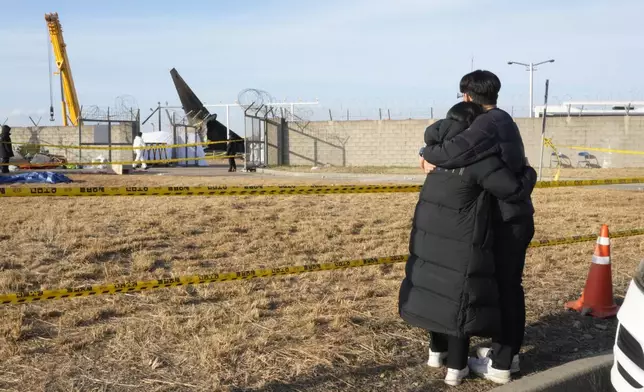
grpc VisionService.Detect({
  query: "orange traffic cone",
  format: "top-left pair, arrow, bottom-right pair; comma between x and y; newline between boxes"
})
565,224 -> 620,318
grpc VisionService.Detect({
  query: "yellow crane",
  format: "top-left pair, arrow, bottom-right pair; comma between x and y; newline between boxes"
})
45,12 -> 81,126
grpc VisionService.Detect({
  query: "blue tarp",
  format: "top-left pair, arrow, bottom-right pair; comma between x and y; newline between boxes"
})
0,172 -> 73,184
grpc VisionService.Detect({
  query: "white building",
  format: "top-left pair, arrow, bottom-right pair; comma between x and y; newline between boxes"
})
534,101 -> 644,117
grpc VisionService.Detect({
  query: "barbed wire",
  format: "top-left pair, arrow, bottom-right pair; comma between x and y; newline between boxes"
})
237,88 -> 312,128
80,95 -> 139,121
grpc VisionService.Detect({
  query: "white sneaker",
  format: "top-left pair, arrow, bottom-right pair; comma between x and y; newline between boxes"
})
444,367 -> 469,387
476,347 -> 520,374
427,349 -> 448,368
468,356 -> 511,385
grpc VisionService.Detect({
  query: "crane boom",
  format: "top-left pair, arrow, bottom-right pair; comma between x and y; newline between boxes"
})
45,12 -> 81,126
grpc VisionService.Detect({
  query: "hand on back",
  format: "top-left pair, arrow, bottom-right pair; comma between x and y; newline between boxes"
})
419,156 -> 436,173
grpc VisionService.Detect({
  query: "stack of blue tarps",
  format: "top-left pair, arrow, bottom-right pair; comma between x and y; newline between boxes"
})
0,172 -> 73,184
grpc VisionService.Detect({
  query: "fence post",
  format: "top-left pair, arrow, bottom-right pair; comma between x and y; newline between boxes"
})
172,112 -> 176,159
430,107 -> 434,119
78,105 -> 83,164
538,79 -> 550,181
107,107 -> 112,162
328,109 -> 333,121
346,109 -> 349,121
388,109 -> 391,120
379,108 -> 382,120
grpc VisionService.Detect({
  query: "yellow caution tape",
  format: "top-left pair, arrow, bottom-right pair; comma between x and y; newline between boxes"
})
2,138 -> 245,151
527,228 -> 644,248
561,146 -> 644,156
0,154 -> 238,168
2,228 -> 643,305
0,184 -> 422,198
0,255 -> 407,305
1,177 -> 643,198
544,138 -> 562,182
535,177 -> 644,188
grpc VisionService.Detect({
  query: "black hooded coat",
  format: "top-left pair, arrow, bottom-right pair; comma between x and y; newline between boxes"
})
399,118 -> 537,338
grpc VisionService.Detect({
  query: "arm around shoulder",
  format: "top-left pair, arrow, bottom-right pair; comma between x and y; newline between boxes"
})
422,116 -> 498,168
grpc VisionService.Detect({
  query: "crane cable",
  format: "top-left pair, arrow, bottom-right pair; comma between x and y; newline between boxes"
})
47,24 -> 55,122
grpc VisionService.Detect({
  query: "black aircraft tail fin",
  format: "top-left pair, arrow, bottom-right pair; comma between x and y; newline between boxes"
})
171,68 -> 241,152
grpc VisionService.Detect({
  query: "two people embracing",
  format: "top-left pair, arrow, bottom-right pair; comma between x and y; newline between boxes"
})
399,70 -> 537,387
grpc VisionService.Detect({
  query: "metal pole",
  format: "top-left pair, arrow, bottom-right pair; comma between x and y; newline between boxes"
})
78,105 -> 82,164
290,103 -> 294,122
379,108 -> 382,120
529,63 -> 534,118
243,107 -> 248,172
184,125 -> 188,167
193,126 -> 198,167
430,107 -> 434,119
328,109 -> 333,121
263,118 -> 268,167
538,79 -> 550,180
172,112 -> 176,159
107,107 -> 112,162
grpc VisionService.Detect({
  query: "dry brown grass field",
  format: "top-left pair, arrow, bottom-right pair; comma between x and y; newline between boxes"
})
0,172 -> 643,392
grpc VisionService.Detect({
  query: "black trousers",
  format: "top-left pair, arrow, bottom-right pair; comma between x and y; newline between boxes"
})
489,216 -> 535,370
1,157 -> 9,173
228,158 -> 236,171
430,332 -> 469,370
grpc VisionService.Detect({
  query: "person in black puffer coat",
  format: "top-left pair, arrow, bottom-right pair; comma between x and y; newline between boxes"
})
0,125 -> 13,174
398,102 -> 537,386
422,71 -> 536,384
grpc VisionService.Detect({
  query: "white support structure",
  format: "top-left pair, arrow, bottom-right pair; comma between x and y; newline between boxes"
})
203,100 -> 319,136
534,101 -> 644,117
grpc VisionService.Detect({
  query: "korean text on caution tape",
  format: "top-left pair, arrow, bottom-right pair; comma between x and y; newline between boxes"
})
0,184 -> 424,197
1,177 -> 644,198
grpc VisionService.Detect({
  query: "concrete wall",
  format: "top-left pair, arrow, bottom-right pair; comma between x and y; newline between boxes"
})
516,116 -> 644,168
278,116 -> 644,168
266,120 -> 280,166
8,123 -> 135,164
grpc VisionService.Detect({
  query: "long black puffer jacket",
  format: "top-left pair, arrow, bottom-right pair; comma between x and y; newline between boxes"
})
399,118 -> 537,338
422,108 -> 533,222
0,125 -> 13,159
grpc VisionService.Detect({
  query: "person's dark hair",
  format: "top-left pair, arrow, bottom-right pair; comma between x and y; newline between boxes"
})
137,132 -> 143,137
446,102 -> 485,126
459,70 -> 501,105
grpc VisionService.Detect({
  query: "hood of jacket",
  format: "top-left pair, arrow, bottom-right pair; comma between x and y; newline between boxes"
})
424,119 -> 469,146
1,125 -> 10,137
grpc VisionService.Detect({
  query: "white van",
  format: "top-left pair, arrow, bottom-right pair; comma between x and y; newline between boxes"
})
611,260 -> 644,391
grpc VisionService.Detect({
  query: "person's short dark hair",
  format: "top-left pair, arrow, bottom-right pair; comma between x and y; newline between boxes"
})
459,70 -> 501,105
137,132 -> 143,137
446,102 -> 485,126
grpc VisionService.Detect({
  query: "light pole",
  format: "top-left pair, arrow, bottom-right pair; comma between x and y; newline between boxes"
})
507,59 -> 555,117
